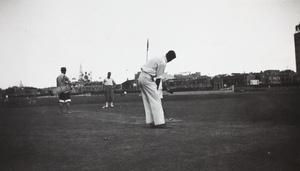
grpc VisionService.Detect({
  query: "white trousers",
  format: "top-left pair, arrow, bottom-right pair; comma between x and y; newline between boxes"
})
138,72 -> 165,125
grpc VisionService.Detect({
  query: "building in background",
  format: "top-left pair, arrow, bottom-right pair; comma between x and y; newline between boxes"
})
263,70 -> 282,85
166,72 -> 212,91
279,70 -> 296,84
221,73 -> 247,87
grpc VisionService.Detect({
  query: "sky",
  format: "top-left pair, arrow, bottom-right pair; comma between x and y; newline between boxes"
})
0,0 -> 299,89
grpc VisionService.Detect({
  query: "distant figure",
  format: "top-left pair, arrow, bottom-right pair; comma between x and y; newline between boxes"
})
120,90 -> 127,97
4,95 -> 8,103
26,96 -> 37,108
138,50 -> 176,128
103,72 -> 116,108
132,83 -> 137,91
3,95 -> 9,108
56,67 -> 72,114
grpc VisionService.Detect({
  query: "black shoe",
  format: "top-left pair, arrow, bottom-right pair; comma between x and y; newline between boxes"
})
151,123 -> 167,129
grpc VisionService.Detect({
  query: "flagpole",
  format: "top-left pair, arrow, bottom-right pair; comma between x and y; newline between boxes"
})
146,39 -> 149,62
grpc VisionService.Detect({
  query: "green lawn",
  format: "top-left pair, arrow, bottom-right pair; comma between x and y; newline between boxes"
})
0,91 -> 299,170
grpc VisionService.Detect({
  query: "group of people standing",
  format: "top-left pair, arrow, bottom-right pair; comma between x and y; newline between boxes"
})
56,69 -> 116,114
56,50 -> 176,129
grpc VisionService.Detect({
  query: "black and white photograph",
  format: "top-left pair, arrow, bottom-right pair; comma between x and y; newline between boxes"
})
0,0 -> 299,170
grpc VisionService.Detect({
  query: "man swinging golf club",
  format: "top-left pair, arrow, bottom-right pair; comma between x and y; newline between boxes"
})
138,50 -> 176,128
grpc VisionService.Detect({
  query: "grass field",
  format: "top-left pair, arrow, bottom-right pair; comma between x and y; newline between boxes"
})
0,91 -> 299,171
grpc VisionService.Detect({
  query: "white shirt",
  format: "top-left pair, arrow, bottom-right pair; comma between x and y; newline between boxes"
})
103,77 -> 115,86
141,56 -> 167,79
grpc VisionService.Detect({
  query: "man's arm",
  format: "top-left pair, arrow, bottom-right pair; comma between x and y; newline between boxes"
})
112,79 -> 116,88
65,76 -> 71,84
155,78 -> 161,90
56,77 -> 59,87
156,63 -> 166,79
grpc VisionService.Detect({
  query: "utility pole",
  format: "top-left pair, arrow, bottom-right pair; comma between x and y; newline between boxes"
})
146,39 -> 149,62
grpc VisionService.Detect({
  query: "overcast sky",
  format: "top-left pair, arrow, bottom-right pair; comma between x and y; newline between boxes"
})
0,0 -> 299,89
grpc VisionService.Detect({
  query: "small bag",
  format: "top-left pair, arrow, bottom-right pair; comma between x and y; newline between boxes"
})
50,75 -> 71,96
49,84 -> 71,96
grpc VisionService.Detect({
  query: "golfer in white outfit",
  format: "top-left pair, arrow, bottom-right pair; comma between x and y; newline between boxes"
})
138,50 -> 176,128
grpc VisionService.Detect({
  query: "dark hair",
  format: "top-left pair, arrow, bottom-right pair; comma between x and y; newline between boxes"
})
166,50 -> 176,62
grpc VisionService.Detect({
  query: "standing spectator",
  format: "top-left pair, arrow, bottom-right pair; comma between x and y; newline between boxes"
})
4,95 -> 8,103
103,72 -> 116,108
57,67 -> 72,114
138,50 -> 176,128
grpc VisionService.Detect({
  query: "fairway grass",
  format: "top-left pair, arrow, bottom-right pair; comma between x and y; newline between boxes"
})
0,91 -> 299,170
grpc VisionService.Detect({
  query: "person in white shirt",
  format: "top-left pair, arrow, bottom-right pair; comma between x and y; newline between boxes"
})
103,72 -> 116,108
138,50 -> 176,128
